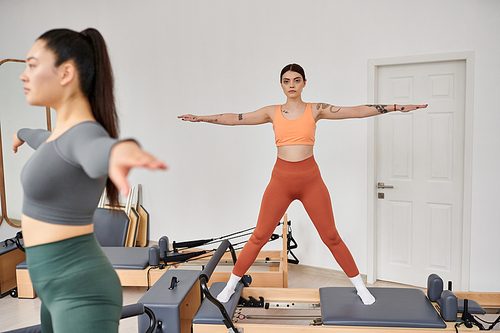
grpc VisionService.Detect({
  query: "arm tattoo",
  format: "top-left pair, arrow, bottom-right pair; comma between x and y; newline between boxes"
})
206,114 -> 223,123
238,113 -> 243,121
401,107 -> 405,111
366,104 -> 388,114
317,103 -> 341,114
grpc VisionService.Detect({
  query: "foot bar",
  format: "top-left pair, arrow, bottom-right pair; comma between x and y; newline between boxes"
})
198,240 -> 241,332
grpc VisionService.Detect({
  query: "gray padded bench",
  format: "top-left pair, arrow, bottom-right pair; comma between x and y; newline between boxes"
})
15,246 -> 152,299
319,287 -> 447,329
16,247 -> 151,271
101,247 -> 150,270
192,282 -> 244,325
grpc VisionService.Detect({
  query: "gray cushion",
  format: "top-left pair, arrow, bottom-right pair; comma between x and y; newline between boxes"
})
458,298 -> 485,315
427,273 -> 444,301
192,282 -> 244,325
320,287 -> 446,329
436,297 -> 486,315
93,208 -> 129,247
17,247 -> 150,271
101,247 -> 150,270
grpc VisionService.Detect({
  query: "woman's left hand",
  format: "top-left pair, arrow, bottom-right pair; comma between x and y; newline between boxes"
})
399,104 -> 428,112
109,141 -> 168,196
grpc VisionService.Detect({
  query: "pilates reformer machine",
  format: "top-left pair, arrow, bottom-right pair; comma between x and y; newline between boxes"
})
15,214 -> 295,298
134,238 -> 500,333
4,239 -> 500,333
0,232 -> 24,299
138,239 -> 500,333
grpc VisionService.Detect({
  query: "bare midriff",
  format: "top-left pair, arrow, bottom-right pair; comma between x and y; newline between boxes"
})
277,145 -> 314,162
22,214 -> 94,247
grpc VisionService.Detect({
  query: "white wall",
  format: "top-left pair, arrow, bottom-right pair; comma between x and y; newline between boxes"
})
0,0 -> 498,292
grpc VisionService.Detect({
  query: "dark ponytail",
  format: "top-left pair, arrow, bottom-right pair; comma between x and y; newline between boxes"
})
280,63 -> 306,82
38,28 -> 120,207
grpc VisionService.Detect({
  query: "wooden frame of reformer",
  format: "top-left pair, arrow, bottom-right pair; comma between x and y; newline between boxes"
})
185,214 -> 289,289
15,215 -> 290,298
192,288 -> 500,333
0,247 -> 25,296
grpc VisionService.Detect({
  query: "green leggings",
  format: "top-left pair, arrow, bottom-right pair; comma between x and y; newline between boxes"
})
26,233 -> 123,333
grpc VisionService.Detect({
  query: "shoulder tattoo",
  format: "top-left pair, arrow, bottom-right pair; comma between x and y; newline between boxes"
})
317,103 -> 341,113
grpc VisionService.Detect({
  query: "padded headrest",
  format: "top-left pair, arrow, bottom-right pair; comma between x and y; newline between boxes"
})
427,273 -> 443,301
439,290 -> 458,322
159,236 -> 169,257
149,244 -> 160,266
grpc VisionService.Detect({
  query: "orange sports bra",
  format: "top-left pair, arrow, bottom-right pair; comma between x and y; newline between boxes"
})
273,103 -> 316,147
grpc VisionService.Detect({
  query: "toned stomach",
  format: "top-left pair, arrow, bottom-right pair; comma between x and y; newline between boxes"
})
277,145 -> 314,162
22,214 -> 94,247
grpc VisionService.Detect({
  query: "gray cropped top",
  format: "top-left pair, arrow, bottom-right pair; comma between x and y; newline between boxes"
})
18,121 -> 118,226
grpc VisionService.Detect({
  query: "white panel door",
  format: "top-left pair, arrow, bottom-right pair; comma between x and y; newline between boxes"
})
376,60 -> 466,288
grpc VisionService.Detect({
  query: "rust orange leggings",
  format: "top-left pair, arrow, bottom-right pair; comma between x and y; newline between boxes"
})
233,156 -> 359,278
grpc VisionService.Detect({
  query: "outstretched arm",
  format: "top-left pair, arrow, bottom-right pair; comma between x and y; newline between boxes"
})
108,141 -> 168,197
178,106 -> 274,126
315,103 -> 428,120
14,128 -> 51,152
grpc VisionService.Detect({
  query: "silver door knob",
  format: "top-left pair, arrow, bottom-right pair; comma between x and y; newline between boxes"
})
377,182 -> 394,189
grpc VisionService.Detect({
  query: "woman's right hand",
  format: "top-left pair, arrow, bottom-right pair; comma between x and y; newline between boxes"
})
178,114 -> 201,122
12,133 -> 25,153
109,141 -> 168,197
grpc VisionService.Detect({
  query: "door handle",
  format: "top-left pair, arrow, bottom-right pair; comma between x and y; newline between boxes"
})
377,182 -> 394,189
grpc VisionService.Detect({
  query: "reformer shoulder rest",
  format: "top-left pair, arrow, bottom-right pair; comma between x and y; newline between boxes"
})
427,273 -> 485,320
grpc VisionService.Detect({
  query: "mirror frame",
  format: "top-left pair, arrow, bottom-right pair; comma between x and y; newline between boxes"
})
0,58 -> 52,228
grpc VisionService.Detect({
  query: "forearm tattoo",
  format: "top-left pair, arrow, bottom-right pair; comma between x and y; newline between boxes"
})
317,103 -> 341,114
205,114 -> 224,123
366,104 -> 388,113
238,113 -> 243,121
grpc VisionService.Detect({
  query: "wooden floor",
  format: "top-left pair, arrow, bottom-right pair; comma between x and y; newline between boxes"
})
1,264 -> 499,332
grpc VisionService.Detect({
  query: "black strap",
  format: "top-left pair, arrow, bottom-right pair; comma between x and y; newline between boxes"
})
15,232 -> 25,252
2,231 -> 24,252
172,239 -> 212,252
286,222 -> 299,264
163,250 -> 206,263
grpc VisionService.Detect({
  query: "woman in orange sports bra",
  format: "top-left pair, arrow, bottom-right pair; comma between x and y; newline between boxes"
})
179,63 -> 427,305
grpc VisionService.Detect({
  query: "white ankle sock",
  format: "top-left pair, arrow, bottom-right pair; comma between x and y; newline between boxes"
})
349,274 -> 375,305
216,273 -> 241,303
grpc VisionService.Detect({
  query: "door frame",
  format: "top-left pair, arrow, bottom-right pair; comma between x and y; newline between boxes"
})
366,51 -> 475,291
